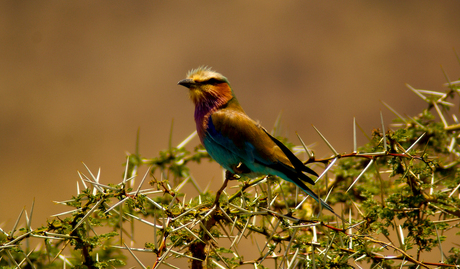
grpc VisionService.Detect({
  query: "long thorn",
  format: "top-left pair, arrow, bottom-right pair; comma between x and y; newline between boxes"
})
312,125 -> 338,156
353,117 -> 357,153
346,159 -> 374,192
380,111 -> 387,151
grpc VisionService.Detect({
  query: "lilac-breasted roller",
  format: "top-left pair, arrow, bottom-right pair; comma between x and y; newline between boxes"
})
178,67 -> 333,213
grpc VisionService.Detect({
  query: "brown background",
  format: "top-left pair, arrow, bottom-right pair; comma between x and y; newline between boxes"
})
1,1 -> 460,267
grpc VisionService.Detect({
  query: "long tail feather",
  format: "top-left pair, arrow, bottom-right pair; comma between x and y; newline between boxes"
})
290,177 -> 335,213
263,129 -> 319,178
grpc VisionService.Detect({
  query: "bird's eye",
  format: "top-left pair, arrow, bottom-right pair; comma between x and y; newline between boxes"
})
205,78 -> 221,85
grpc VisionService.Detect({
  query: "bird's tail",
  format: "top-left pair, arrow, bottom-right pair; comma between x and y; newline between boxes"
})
296,181 -> 335,214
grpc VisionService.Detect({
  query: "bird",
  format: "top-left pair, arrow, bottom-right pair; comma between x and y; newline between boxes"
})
177,66 -> 334,213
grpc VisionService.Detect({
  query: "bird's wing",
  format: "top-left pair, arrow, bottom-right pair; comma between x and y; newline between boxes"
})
208,108 -> 335,213
206,109 -> 267,162
208,107 -> 316,184
262,128 -> 319,177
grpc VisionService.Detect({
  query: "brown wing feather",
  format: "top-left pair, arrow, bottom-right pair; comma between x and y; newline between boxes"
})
210,103 -> 316,184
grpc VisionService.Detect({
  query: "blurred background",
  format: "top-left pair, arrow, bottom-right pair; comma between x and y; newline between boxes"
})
1,0 -> 460,267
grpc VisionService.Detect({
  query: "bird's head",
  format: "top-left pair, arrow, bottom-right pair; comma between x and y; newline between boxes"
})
178,66 -> 234,106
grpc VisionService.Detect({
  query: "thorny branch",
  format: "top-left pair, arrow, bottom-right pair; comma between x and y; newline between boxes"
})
2,73 -> 460,268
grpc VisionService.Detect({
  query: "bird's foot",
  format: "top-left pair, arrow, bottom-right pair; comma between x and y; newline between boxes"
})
225,170 -> 240,180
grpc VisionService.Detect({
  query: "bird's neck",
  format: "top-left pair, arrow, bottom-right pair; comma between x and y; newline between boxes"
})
194,96 -> 227,137
194,96 -> 244,141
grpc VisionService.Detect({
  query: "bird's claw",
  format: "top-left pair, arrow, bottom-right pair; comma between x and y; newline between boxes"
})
225,170 -> 240,180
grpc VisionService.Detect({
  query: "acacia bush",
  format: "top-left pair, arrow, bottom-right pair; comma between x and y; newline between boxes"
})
1,69 -> 460,268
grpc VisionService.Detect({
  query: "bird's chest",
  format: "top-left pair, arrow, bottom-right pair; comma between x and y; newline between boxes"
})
201,116 -> 242,171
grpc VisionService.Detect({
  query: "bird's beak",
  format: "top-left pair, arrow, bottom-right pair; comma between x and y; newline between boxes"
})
177,79 -> 195,88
